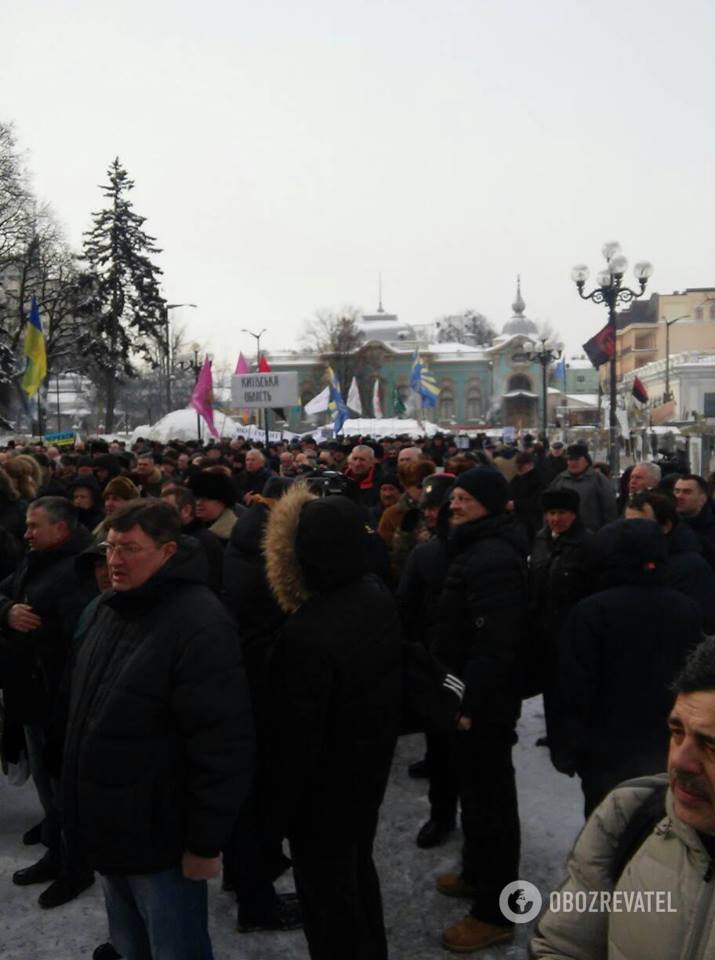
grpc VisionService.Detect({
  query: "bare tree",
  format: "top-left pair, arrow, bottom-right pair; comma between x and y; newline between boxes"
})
435,309 -> 496,347
300,306 -> 365,399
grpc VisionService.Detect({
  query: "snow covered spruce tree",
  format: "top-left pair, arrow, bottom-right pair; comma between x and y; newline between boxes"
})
81,158 -> 166,432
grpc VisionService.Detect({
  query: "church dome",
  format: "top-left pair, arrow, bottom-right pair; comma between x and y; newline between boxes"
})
502,276 -> 538,337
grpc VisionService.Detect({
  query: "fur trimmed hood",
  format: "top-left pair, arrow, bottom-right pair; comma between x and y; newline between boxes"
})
264,483 -> 372,613
264,483 -> 318,613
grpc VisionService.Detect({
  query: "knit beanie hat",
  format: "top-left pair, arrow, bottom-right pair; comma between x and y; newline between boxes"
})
452,466 -> 508,515
103,476 -> 140,501
541,488 -> 580,513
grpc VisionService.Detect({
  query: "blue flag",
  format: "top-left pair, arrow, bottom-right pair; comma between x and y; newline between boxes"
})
326,366 -> 350,433
555,356 -> 567,385
409,353 -> 440,408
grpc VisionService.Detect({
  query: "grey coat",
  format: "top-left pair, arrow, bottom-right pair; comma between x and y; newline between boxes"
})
548,466 -> 617,532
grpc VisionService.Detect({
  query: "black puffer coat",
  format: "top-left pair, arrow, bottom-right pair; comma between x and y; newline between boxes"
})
0,526 -> 94,726
263,486 -> 402,840
433,513 -> 529,727
223,502 -> 286,648
61,538 -> 254,875
508,468 -> 545,544
682,502 -> 715,571
551,520 -> 702,784
397,534 -> 448,649
530,518 -> 595,644
666,521 -> 715,634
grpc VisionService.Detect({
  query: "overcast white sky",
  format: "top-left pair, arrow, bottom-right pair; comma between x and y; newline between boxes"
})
4,0 -> 714,365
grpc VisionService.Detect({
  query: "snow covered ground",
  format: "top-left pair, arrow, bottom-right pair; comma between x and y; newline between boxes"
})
0,697 -> 583,959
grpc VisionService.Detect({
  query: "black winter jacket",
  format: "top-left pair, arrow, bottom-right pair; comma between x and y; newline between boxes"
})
666,522 -> 715,633
508,468 -> 545,544
60,539 -> 254,876
397,534 -> 448,650
263,487 -> 402,841
183,519 -> 225,593
551,522 -> 703,780
529,519 -> 594,648
682,502 -> 715,571
434,513 -> 528,726
0,526 -> 94,726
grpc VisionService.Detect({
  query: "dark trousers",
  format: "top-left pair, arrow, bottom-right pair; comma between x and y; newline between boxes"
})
289,811 -> 387,960
25,722 -> 90,878
455,728 -> 520,927
425,727 -> 458,824
223,782 -> 281,918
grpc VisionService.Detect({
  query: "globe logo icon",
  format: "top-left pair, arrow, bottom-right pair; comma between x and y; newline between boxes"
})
499,880 -> 542,924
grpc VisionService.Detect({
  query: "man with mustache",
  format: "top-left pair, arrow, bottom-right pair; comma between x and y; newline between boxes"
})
531,638 -> 715,960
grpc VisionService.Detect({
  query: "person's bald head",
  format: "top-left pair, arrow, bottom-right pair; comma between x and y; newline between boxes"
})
397,446 -> 422,466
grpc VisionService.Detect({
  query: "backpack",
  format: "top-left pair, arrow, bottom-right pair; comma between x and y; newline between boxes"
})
610,781 -> 668,884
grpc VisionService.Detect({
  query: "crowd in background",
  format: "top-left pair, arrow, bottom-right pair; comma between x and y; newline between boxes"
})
1,427 -> 715,958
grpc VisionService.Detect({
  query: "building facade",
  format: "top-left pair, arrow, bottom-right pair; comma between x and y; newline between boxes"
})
268,281 -> 574,432
604,287 -> 715,386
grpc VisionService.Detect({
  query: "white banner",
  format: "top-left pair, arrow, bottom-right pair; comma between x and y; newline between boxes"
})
373,378 -> 383,418
347,377 -> 362,415
303,385 -> 330,415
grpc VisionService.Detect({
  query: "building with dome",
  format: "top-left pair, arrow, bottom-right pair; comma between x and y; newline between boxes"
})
267,280 -> 577,432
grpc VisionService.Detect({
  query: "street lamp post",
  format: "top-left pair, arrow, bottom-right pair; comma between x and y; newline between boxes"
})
525,336 -> 562,442
663,314 -> 689,403
571,243 -> 653,477
176,342 -> 202,440
163,303 -> 197,412
241,328 -> 267,441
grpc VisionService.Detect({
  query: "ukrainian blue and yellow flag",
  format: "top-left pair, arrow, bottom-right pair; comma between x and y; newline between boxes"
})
326,365 -> 350,433
21,296 -> 47,398
409,352 -> 439,408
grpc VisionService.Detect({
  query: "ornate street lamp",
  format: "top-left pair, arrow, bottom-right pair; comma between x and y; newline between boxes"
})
164,303 -> 197,410
524,336 -> 562,442
176,342 -> 202,439
571,242 -> 653,476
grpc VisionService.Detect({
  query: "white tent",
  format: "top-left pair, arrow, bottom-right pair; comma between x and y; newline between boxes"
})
338,417 -> 440,438
129,407 -> 239,444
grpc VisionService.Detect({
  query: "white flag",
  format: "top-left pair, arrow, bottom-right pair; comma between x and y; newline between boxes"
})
303,385 -> 330,415
373,378 -> 383,419
347,377 -> 362,415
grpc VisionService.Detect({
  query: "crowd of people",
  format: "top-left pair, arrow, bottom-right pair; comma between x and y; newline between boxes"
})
1,427 -> 715,959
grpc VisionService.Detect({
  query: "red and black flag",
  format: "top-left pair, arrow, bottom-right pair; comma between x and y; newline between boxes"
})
582,322 -> 615,369
632,376 -> 649,404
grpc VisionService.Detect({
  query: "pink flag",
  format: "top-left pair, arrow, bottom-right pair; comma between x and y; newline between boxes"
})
235,351 -> 250,374
191,355 -> 219,438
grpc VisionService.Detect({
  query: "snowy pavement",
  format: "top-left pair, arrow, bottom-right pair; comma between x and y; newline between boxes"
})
0,697 -> 583,959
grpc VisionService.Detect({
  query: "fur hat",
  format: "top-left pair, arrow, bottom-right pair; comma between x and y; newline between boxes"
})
452,466 -> 508,515
421,473 -> 455,509
566,442 -> 591,462
103,476 -> 140,501
398,459 -> 436,489
188,471 -> 236,508
541,488 -> 580,513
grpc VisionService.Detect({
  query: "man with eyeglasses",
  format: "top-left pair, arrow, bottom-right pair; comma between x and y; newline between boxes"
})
61,499 -> 254,960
